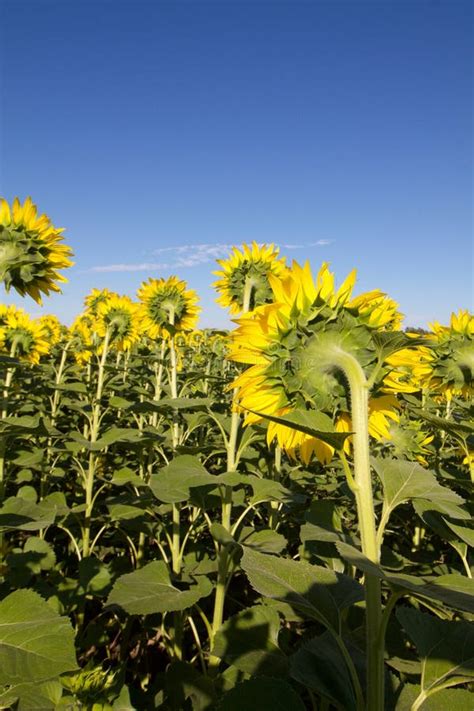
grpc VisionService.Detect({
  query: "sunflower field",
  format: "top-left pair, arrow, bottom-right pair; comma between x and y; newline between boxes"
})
0,197 -> 473,711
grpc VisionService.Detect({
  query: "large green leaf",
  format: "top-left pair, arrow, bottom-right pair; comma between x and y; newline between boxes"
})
149,455 -> 216,503
336,542 -> 474,613
244,408 -> 351,450
217,677 -> 306,711
289,632 -> 362,710
240,547 -> 363,630
0,496 -> 56,531
394,683 -> 474,710
212,605 -> 288,676
372,457 -> 468,522
396,608 -> 474,695
443,518 -> 474,548
0,590 -> 77,693
107,561 -> 212,614
164,661 -> 216,711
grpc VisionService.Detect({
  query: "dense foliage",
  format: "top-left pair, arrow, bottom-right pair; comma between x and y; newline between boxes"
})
0,200 -> 473,710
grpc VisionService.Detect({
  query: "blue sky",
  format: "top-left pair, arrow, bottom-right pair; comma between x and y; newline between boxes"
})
0,0 -> 472,328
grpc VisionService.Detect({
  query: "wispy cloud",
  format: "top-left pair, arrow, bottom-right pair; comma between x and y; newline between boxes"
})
90,239 -> 333,273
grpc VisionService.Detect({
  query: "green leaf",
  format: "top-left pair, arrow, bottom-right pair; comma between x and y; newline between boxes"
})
0,590 -> 77,689
248,477 -> 301,505
217,677 -> 306,711
414,410 -> 473,444
396,608 -> 474,695
149,455 -> 216,503
0,496 -> 56,531
244,408 -> 351,450
394,684 -> 474,710
240,547 -> 364,630
164,661 -> 216,711
213,605 -> 288,676
372,457 -> 468,521
289,631 -> 362,710
240,528 -> 287,554
111,467 -> 147,488
336,542 -> 474,613
443,518 -> 474,548
107,561 -> 212,614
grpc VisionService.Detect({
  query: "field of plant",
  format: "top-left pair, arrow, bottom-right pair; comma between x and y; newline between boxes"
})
0,198 -> 473,711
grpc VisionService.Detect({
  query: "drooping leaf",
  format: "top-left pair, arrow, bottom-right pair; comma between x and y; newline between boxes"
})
396,608 -> 474,695
244,408 -> 352,450
336,542 -> 474,613
149,455 -> 216,503
0,590 -> 77,689
165,661 -> 216,711
212,605 -> 288,676
241,547 -> 364,630
217,677 -> 306,711
289,631 -> 362,710
443,518 -> 474,548
393,683 -> 474,710
107,561 -> 212,614
372,457 -> 468,522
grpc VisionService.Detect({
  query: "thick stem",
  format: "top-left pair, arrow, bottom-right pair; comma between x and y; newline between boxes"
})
83,330 -> 110,557
209,278 -> 255,672
0,342 -> 18,503
331,349 -> 383,711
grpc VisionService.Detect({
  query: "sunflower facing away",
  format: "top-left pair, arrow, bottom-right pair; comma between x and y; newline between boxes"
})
0,306 -> 49,364
137,276 -> 200,337
39,314 -> 64,346
213,242 -> 287,314
0,197 -> 74,304
96,295 -> 142,352
229,260 -> 405,464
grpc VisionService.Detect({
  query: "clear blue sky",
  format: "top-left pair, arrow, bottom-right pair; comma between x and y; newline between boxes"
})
0,0 -> 472,328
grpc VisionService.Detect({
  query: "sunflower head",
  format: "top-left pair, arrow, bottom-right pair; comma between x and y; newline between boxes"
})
1,307 -> 49,364
69,314 -> 97,364
137,276 -> 200,337
0,197 -> 74,304
426,310 -> 473,401
228,260 -> 407,464
213,242 -> 287,314
84,288 -> 118,316
96,295 -> 142,351
39,314 -> 64,347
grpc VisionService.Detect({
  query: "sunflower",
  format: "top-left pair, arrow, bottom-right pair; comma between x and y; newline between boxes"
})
426,309 -> 473,401
383,341 -> 435,394
213,242 -> 287,314
346,290 -> 403,330
1,308 -> 49,364
84,288 -> 118,315
96,295 -> 142,351
228,260 -> 402,464
69,314 -> 97,365
39,314 -> 64,346
0,197 -> 74,304
137,276 -> 200,337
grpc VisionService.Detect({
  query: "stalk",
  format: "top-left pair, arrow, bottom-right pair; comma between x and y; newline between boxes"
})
268,445 -> 282,529
82,329 -> 110,557
209,277 -> 254,672
167,309 -> 184,659
0,342 -> 18,502
330,348 -> 383,711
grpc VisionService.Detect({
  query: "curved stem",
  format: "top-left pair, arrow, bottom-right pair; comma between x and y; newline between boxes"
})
329,348 -> 383,711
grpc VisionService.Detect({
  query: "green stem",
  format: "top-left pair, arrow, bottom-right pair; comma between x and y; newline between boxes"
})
82,330 -> 110,557
0,342 -> 18,503
209,277 -> 254,672
330,349 -> 383,711
269,445 -> 282,529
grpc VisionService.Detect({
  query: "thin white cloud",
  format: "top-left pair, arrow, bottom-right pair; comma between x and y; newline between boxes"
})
90,239 -> 333,273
